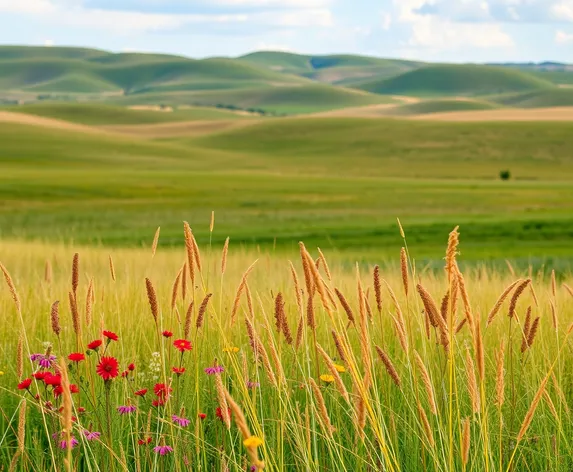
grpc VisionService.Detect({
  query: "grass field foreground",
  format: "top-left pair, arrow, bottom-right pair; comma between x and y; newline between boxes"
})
1,224 -> 573,470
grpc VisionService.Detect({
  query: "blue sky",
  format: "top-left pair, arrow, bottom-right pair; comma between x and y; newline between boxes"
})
0,0 -> 572,63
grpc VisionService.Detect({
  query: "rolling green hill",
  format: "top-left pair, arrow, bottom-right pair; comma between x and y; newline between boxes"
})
190,117 -> 573,180
0,47 -> 309,98
493,88 -> 573,108
0,45 -> 106,60
185,85 -> 388,114
109,84 -> 390,114
385,99 -> 499,116
3,102 -> 246,125
239,51 -> 421,84
2,118 -> 573,259
528,70 -> 573,86
356,65 -> 555,97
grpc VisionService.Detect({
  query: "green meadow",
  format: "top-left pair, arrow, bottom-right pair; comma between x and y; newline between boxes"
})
1,107 -> 572,266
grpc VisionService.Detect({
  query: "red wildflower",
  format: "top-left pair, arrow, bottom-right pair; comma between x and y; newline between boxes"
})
198,412 -> 206,420
87,340 -> 102,350
138,437 -> 152,445
70,384 -> 79,394
153,383 -> 172,399
96,357 -> 119,381
152,399 -> 165,407
121,370 -> 129,378
173,339 -> 192,353
33,371 -> 47,380
172,367 -> 185,375
78,407 -> 86,414
103,330 -> 118,341
54,386 -> 63,397
128,363 -> 135,371
134,389 -> 147,397
216,407 -> 231,422
18,378 -> 32,390
44,373 -> 62,386
162,331 -> 173,338
68,353 -> 85,362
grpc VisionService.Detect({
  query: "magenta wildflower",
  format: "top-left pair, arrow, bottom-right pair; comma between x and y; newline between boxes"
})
117,405 -> 137,415
30,353 -> 57,368
154,445 -> 174,455
204,365 -> 224,375
58,437 -> 79,449
83,430 -> 101,441
247,381 -> 260,389
172,415 -> 191,427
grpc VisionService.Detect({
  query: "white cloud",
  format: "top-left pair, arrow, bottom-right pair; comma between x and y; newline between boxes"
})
393,0 -> 513,52
274,9 -> 333,27
0,0 -> 333,34
551,1 -> 573,21
555,30 -> 573,43
409,0 -> 573,24
0,0 -> 55,13
212,0 -> 332,7
381,12 -> 392,30
409,18 -> 513,49
255,41 -> 294,52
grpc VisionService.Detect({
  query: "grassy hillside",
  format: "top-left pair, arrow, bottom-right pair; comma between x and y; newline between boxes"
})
111,84 -> 390,115
0,48 -> 307,96
0,45 -> 106,60
192,117 -> 573,180
385,99 -> 499,116
1,118 -> 573,259
357,64 -> 555,97
1,120 -> 573,259
3,102 -> 247,125
493,88 -> 573,108
239,51 -> 421,84
528,70 -> 573,86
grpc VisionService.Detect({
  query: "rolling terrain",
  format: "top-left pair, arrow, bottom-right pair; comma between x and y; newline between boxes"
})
1,102 -> 573,263
355,64 -> 555,97
1,46 -> 573,263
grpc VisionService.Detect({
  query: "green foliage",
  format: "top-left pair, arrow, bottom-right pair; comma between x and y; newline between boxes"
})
500,170 -> 511,180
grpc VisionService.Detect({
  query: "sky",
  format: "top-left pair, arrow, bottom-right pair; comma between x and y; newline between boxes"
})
0,0 -> 572,63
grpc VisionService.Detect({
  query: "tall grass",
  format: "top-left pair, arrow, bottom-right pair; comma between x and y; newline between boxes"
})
0,224 -> 572,471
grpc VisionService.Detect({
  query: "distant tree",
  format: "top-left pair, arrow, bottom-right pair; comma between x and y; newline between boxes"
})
499,170 -> 511,181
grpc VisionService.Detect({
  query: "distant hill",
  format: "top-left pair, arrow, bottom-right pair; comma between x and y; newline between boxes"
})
238,51 -> 421,84
493,89 -> 573,108
0,53 -> 307,96
0,45 -> 107,61
3,102 -> 245,125
385,99 -> 499,116
356,64 -> 555,97
111,84 -> 389,115
2,46 -> 572,115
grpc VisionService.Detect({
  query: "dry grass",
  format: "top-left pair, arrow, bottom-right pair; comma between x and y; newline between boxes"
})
0,228 -> 572,471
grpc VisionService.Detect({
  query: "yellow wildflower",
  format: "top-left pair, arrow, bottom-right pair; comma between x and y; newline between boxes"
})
333,364 -> 346,373
243,436 -> 263,448
320,374 -> 335,383
223,346 -> 240,353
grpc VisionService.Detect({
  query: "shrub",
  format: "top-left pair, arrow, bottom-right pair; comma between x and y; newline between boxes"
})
499,170 -> 511,180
